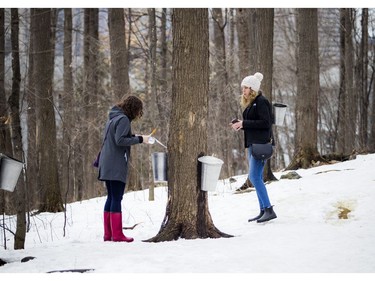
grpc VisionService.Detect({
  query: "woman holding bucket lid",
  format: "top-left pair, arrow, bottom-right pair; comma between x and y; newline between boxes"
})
97,95 -> 152,242
230,72 -> 277,223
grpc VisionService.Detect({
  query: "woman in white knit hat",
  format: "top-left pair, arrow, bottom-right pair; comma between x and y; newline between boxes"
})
230,72 -> 277,223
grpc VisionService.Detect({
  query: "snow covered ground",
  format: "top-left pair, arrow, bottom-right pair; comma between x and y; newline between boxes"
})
1,153 -> 375,279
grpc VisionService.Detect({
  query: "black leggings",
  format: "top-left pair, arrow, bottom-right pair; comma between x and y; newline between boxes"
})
104,180 -> 126,213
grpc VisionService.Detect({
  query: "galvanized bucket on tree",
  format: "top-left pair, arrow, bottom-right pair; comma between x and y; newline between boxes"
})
273,103 -> 288,126
0,153 -> 24,192
198,156 -> 224,192
151,152 -> 168,182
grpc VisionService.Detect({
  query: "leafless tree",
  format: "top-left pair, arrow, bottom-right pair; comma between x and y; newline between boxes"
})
25,9 -> 39,210
357,9 -> 369,151
337,8 -> 356,155
9,8 -> 26,249
61,8 -> 74,203
33,8 -> 63,212
146,9 -> 232,242
0,8 -> 11,155
82,8 -> 102,199
108,8 -> 130,100
287,8 -> 321,169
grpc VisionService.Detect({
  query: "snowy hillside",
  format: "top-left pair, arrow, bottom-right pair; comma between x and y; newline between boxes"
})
1,153 -> 375,276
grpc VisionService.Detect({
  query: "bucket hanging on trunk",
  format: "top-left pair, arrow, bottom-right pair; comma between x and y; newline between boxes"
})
273,103 -> 287,126
0,153 -> 24,192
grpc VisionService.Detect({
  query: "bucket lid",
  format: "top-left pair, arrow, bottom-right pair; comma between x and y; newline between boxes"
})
198,156 -> 224,165
273,103 -> 287,108
152,152 -> 167,156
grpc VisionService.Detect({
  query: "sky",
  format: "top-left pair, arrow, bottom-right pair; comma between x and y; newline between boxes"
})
1,153 -> 375,279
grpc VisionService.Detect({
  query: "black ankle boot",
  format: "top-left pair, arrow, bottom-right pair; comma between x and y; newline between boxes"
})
257,206 -> 277,223
248,210 -> 264,222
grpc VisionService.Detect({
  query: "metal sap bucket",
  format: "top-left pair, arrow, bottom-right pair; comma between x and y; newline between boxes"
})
151,152 -> 168,182
198,156 -> 224,192
273,103 -> 288,126
0,153 -> 24,192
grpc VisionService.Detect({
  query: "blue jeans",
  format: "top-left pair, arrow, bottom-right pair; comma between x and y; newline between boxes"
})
104,180 -> 126,213
248,147 -> 271,210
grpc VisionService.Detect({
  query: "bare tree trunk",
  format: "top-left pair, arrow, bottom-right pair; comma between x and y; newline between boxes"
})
146,9 -> 232,242
358,8 -> 369,151
9,8 -> 26,249
76,9 -> 90,202
252,8 -> 277,181
148,8 -> 159,122
0,9 -> 10,233
344,9 -> 356,154
0,8 -> 12,155
235,8 -> 252,176
61,8 -> 74,203
235,9 -> 277,187
337,9 -> 356,155
33,8 -> 63,212
89,8 -> 100,199
108,8 -> 130,100
369,39 -> 375,152
336,9 -> 346,154
287,8 -> 321,170
210,8 -> 233,178
228,8 -> 246,175
109,8 -> 141,193
25,9 -> 39,210
251,9 -> 273,99
236,9 -> 250,79
147,8 -> 158,200
82,8 -> 100,199
158,8 -> 170,143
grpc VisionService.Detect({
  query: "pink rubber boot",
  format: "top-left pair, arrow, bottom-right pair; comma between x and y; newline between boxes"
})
110,212 -> 134,242
104,212 -> 112,241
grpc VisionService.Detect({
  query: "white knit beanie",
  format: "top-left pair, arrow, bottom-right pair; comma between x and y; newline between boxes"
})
241,72 -> 264,92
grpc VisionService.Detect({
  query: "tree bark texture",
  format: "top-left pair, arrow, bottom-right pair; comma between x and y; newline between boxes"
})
82,8 -> 101,199
358,9 -> 368,151
108,8 -> 130,100
9,8 -> 26,249
252,9 -> 277,181
25,9 -> 39,210
370,37 -> 375,152
287,8 -> 321,170
337,9 -> 356,155
0,8 -> 12,155
33,8 -> 63,212
210,8 -> 234,178
236,9 -> 250,79
61,8 -> 74,203
146,8 -> 232,242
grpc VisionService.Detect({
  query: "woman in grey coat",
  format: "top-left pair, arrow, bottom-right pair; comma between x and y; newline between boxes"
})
98,95 -> 151,242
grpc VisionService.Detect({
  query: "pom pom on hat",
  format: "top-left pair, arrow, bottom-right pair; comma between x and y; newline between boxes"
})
241,72 -> 263,92
253,72 -> 263,82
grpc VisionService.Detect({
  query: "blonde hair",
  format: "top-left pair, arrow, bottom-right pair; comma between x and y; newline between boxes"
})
240,89 -> 258,109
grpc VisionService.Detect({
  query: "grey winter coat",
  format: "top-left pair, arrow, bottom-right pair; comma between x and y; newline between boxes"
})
98,106 -> 143,184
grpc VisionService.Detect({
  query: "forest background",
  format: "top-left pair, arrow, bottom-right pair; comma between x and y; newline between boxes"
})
1,5 -> 375,249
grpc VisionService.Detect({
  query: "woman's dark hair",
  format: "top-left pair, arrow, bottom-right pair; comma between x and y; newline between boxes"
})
117,95 -> 143,120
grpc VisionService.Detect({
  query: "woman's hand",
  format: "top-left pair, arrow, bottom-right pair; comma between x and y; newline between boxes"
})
230,120 -> 243,131
142,135 -> 151,144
